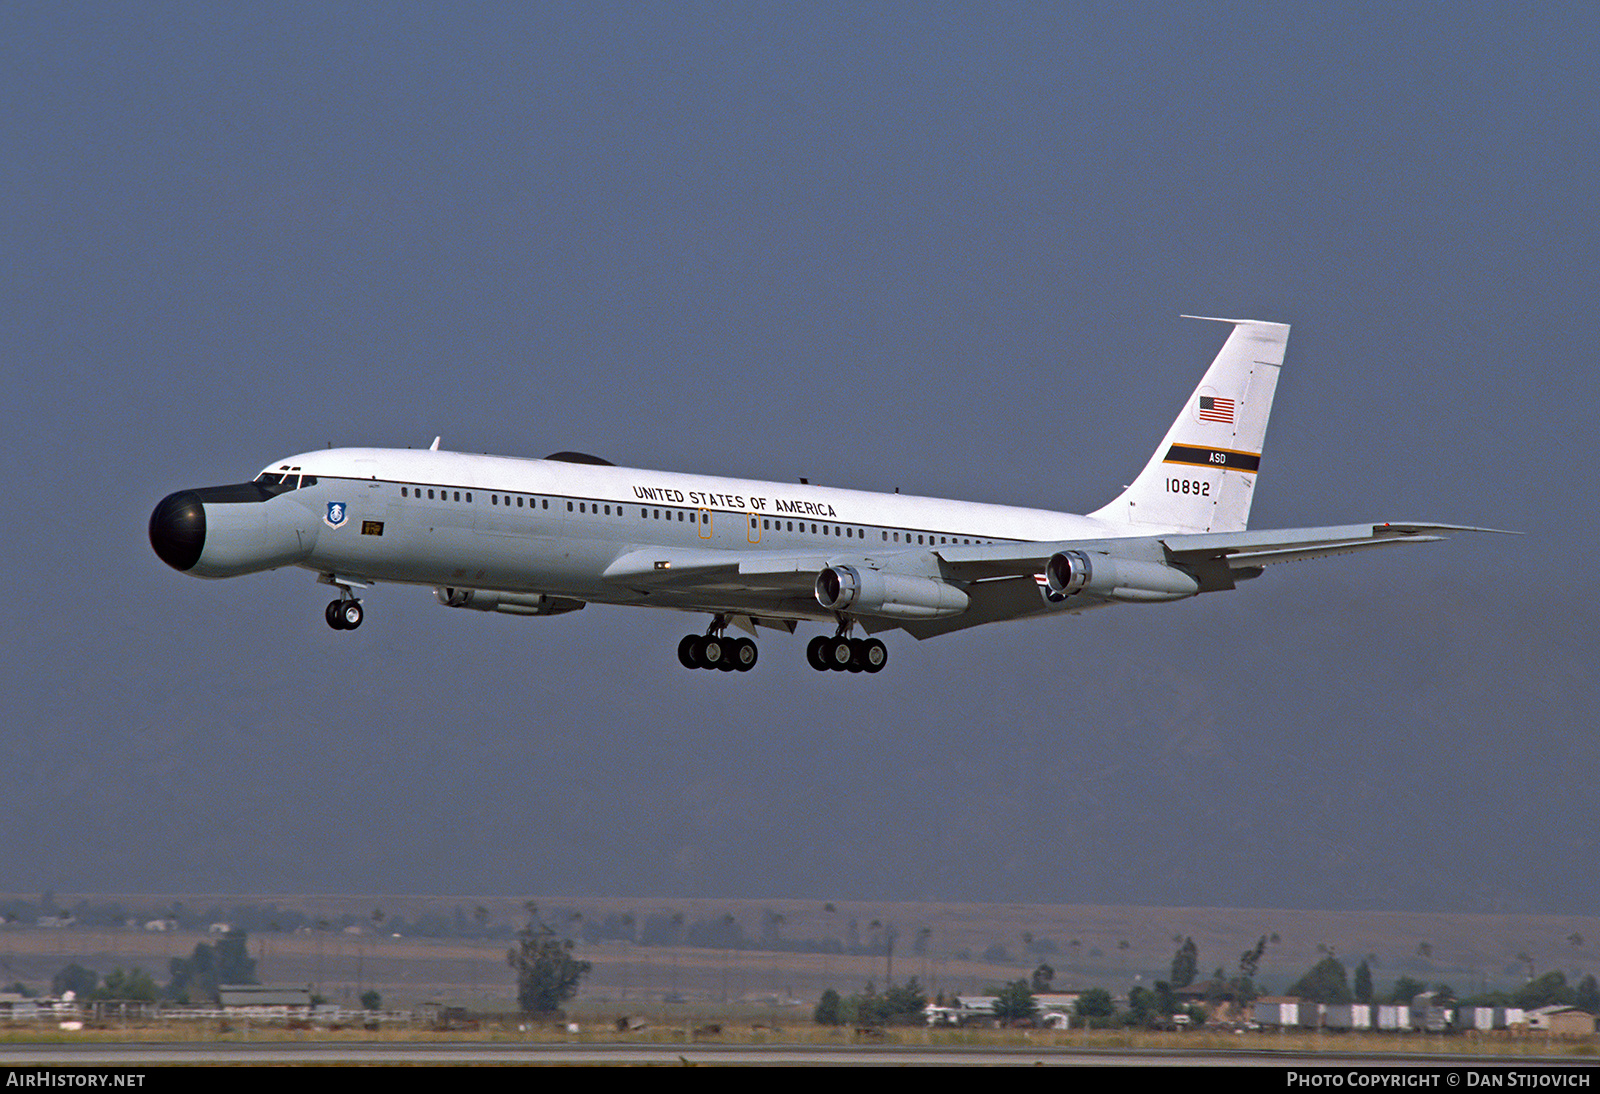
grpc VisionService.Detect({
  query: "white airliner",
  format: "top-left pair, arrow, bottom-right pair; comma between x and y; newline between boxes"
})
150,317 -> 1496,674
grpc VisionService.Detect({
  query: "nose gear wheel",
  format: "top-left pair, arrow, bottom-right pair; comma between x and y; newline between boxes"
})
326,598 -> 363,630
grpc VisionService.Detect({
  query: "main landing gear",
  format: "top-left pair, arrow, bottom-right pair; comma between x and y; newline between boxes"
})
806,621 -> 888,674
678,616 -> 758,672
676,616 -> 889,674
806,634 -> 888,673
325,597 -> 363,630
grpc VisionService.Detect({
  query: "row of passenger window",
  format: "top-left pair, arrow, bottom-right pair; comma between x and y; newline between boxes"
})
757,518 -> 987,546
395,484 -> 992,546
401,486 -> 477,502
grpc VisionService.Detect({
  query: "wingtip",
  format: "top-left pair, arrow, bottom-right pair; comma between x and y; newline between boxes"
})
1374,522 -> 1522,536
1180,314 -> 1290,328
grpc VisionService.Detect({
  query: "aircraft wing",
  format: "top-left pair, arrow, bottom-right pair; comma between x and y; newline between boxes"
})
596,523 -> 1508,640
1159,522 -> 1513,569
931,523 -> 1511,584
601,547 -> 827,594
602,523 -> 1509,594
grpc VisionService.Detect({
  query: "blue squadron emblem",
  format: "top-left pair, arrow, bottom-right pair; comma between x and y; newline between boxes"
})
325,501 -> 348,528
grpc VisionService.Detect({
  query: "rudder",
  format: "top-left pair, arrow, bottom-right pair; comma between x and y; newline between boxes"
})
1089,316 -> 1290,534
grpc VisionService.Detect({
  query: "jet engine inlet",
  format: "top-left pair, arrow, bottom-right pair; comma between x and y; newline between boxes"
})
814,565 -> 968,619
1045,551 -> 1200,602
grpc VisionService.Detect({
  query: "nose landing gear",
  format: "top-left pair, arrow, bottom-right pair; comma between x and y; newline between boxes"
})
319,573 -> 370,631
325,598 -> 363,630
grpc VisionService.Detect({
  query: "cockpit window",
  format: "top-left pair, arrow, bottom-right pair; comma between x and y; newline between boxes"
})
254,471 -> 314,493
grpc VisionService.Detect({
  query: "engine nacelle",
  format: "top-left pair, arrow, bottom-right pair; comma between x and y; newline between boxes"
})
434,587 -> 587,616
815,565 -> 969,619
1045,550 -> 1200,603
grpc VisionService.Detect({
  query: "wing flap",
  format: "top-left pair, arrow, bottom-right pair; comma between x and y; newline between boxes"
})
1219,536 -> 1441,568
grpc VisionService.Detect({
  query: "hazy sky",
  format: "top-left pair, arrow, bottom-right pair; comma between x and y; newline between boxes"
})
4,3 -> 1595,915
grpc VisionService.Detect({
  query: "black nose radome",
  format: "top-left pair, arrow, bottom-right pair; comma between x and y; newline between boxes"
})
150,491 -> 205,572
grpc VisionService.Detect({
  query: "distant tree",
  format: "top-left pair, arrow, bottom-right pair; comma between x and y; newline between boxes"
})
1239,935 -> 1268,981
836,977 -> 927,1026
1030,962 -> 1055,993
1575,975 -> 1599,1015
1389,976 -> 1427,1004
1513,971 -> 1575,1011
214,931 -> 257,983
992,979 -> 1038,1026
1074,987 -> 1115,1026
1126,986 -> 1158,1028
1288,956 -> 1352,1004
92,968 -> 158,1003
52,963 -> 97,999
883,978 -> 928,1024
506,903 -> 592,1017
982,942 -> 1013,964
1171,937 -> 1198,988
761,910 -> 786,949
1204,967 -> 1231,1008
814,988 -> 843,1026
1354,960 -> 1374,1004
165,947 -> 210,1004
360,990 -> 382,1011
167,930 -> 257,1004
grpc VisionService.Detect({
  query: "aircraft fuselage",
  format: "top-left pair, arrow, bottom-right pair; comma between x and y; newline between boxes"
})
152,448 -> 1113,625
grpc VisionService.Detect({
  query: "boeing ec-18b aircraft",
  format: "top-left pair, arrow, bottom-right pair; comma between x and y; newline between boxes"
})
150,317 -> 1495,675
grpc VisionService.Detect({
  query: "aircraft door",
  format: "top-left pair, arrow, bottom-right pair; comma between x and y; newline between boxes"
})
698,507 -> 713,540
746,512 -> 761,544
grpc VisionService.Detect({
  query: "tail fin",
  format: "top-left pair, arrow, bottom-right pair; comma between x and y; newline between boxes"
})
1089,316 -> 1290,534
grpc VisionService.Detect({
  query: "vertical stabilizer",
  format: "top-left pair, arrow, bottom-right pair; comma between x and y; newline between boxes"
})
1089,317 -> 1289,533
